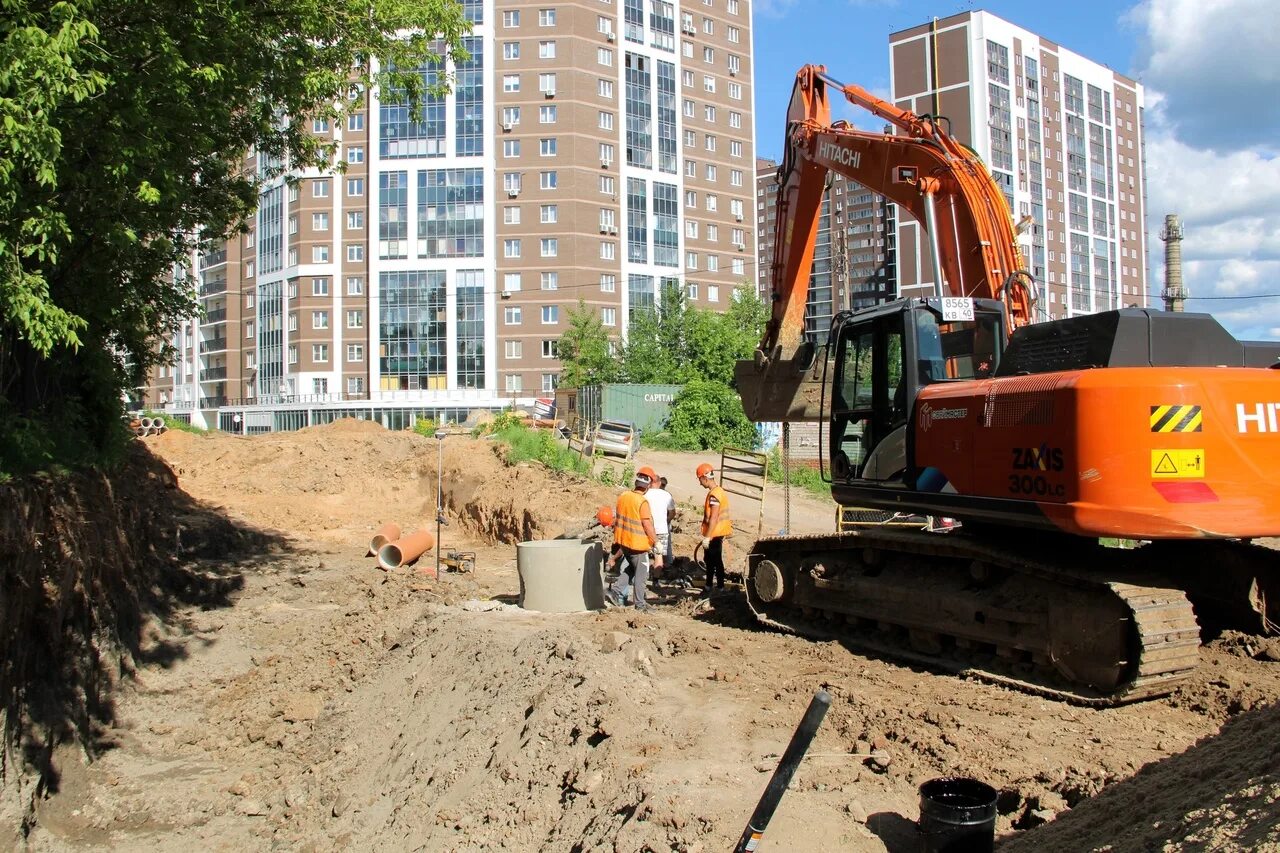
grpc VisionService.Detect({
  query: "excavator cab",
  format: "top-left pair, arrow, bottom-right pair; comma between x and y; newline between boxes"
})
828,297 -> 1004,484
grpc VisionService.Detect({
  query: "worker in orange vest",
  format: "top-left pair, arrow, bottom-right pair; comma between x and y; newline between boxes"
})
697,462 -> 732,591
608,466 -> 659,610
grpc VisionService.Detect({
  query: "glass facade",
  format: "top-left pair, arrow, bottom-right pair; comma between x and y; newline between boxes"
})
418,169 -> 484,258
656,61 -> 677,174
455,36 -> 484,156
653,182 -> 678,266
255,281 -> 283,398
257,186 -> 283,274
379,171 -> 409,260
380,271 -> 448,391
625,52 -> 652,168
380,59 -> 446,158
627,177 -> 648,262
456,271 -> 485,389
628,274 -> 655,320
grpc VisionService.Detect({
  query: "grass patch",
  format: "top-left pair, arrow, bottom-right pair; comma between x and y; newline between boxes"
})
765,446 -> 831,499
493,423 -> 592,478
639,430 -> 686,451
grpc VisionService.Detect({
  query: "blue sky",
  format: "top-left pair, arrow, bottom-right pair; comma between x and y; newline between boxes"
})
750,0 -> 1280,340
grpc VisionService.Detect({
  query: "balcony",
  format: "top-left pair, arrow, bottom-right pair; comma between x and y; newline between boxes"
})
199,280 -> 228,297
199,249 -> 228,269
199,396 -> 228,408
199,366 -> 227,382
201,308 -> 227,325
199,338 -> 228,354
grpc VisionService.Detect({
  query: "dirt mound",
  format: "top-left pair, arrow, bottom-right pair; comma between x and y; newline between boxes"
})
1002,701 -> 1280,851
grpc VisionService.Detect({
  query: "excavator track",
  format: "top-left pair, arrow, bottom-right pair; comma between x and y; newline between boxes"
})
744,529 -> 1204,705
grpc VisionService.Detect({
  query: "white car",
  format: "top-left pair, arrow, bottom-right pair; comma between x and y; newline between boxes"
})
590,420 -> 640,459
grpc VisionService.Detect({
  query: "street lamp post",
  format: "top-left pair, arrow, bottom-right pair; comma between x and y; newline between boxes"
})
434,428 -> 446,575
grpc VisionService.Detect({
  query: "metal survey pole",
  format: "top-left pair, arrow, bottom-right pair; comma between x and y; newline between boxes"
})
434,428 -> 446,574
733,690 -> 832,852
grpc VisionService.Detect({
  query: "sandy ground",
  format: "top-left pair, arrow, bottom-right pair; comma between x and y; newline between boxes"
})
16,420 -> 1280,851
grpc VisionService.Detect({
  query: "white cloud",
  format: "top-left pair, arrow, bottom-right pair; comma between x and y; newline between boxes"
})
1129,0 -> 1280,339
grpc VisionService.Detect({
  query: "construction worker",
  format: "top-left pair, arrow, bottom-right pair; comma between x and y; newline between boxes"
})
644,473 -> 675,576
696,462 -> 732,591
608,467 -> 658,610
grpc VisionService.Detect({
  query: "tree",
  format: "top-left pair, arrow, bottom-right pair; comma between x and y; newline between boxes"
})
664,378 -> 756,451
557,301 -> 618,388
0,0 -> 471,468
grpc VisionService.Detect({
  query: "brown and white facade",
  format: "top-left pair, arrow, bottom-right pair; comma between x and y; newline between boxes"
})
889,11 -> 1147,319
145,0 -> 756,427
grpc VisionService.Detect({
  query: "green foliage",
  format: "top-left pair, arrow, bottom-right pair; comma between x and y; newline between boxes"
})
664,379 -> 756,451
0,0 -> 471,469
639,430 -> 684,451
493,423 -> 591,477
557,302 -> 618,388
411,417 -> 439,438
765,445 -> 830,499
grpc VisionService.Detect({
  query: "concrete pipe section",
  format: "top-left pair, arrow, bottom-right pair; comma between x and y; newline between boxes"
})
368,522 -> 402,556
516,540 -> 607,612
377,529 -> 435,571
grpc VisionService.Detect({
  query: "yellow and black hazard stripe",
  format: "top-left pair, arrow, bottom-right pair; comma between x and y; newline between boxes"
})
1150,404 -> 1202,433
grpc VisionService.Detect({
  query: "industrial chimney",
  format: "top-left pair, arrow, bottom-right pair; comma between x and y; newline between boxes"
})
1160,214 -> 1186,312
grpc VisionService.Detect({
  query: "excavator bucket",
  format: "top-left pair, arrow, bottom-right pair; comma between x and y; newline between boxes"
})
734,347 -> 829,423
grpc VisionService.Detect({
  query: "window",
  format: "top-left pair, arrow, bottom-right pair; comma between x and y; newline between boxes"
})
539,73 -> 557,94
312,118 -> 330,133
540,170 -> 557,189
601,307 -> 616,326
347,377 -> 364,395
504,205 -> 521,224
730,168 -> 742,187
685,189 -> 697,208
539,40 -> 556,58
505,340 -> 523,358
346,145 -> 364,164
504,172 -> 522,193
685,160 -> 697,177
704,104 -> 717,122
346,276 -> 364,295
346,177 -> 364,196
705,134 -> 717,152
686,219 -> 698,238
706,254 -> 719,271
346,244 -> 364,262
684,129 -> 696,147
728,81 -> 742,100
541,271 -> 559,289
540,137 -> 557,156
600,274 -> 616,292
686,282 -> 699,299
245,321 -> 254,339
346,211 -> 364,229
312,310 -> 329,329
311,246 -> 329,263
600,142 -> 615,165
703,46 -> 715,63
727,55 -> 740,76
288,214 -> 298,236
346,309 -> 363,329
599,110 -> 615,130
731,258 -> 744,275
727,25 -> 740,43
682,69 -> 694,88
538,8 -> 556,25
705,193 -> 718,211
541,339 -> 558,357
708,285 -> 719,302
540,237 -> 558,257
539,104 -> 557,123
599,79 -> 614,98
504,272 -> 522,292
502,105 -> 521,126
728,0 -> 739,12
706,223 -> 718,241
289,281 -> 299,299
540,204 -> 558,223
503,9 -> 519,26
312,212 -> 329,231
686,250 -> 697,269
504,306 -> 523,324
683,98 -> 695,118
312,344 -> 329,362
288,312 -> 298,332
504,239 -> 521,258
730,140 -> 743,157
503,74 -> 520,93
541,305 -> 559,324
347,344 -> 364,362
703,16 -> 713,33
729,111 -> 742,129
600,240 -> 616,260
703,75 -> 715,93
683,41 -> 693,58
503,41 -> 520,59
598,47 -> 613,66
541,374 -> 557,393
705,164 -> 717,181
600,175 -> 615,194
506,374 -> 523,393
503,139 -> 520,158
313,180 -> 330,198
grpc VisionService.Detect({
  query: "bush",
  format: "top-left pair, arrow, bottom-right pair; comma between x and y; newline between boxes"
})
665,379 -> 756,451
411,417 -> 439,438
493,422 -> 591,477
765,446 -> 830,499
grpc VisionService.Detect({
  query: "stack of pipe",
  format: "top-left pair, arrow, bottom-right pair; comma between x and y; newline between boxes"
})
131,416 -> 170,437
368,523 -> 435,574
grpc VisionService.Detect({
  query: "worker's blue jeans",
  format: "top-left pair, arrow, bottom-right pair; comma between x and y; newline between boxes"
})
610,547 -> 650,608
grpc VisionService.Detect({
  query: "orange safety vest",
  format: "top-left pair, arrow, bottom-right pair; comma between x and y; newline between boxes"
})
615,490 -> 654,551
702,486 -> 732,538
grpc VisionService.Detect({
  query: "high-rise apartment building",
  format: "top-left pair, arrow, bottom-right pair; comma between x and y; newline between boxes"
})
888,11 -> 1147,319
754,158 -> 894,341
145,0 -> 756,427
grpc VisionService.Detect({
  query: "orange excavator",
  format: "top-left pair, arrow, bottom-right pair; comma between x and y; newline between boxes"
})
735,65 -> 1280,703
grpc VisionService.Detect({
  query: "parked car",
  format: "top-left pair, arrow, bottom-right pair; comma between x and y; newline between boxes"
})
590,420 -> 641,459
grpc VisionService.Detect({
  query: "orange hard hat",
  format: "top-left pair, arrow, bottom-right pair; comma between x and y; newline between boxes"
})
696,462 -> 715,478
596,506 -> 615,527
636,466 -> 658,482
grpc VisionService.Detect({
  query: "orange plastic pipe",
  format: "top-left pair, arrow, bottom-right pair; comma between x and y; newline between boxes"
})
377,529 -> 435,571
368,522 -> 402,556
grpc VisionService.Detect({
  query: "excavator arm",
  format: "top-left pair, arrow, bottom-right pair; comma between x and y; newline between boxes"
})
738,65 -> 1036,421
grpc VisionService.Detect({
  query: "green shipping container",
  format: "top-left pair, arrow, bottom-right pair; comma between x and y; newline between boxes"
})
578,383 -> 683,435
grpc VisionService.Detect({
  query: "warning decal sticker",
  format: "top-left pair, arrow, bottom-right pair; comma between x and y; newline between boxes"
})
1150,405 -> 1202,433
1150,449 -> 1205,479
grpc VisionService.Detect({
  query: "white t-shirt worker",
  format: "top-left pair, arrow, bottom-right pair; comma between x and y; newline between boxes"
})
644,478 -> 676,569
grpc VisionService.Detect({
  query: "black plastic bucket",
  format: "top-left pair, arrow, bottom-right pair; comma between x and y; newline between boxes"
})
918,777 -> 998,853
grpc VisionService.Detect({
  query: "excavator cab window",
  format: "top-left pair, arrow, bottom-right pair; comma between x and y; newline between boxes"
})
912,308 -> 1002,384
830,311 -> 906,481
